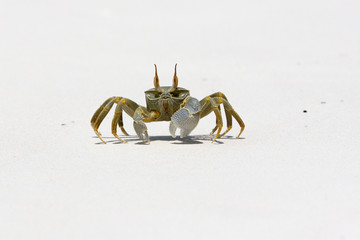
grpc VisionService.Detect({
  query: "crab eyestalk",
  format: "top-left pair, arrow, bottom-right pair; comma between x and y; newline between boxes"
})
172,63 -> 178,89
154,64 -> 160,88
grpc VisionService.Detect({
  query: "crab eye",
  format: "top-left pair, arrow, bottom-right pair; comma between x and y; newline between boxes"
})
172,91 -> 188,98
178,92 -> 187,98
146,92 -> 160,99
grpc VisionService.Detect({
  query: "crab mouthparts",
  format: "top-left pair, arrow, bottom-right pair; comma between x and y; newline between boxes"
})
162,99 -> 169,110
160,99 -> 173,119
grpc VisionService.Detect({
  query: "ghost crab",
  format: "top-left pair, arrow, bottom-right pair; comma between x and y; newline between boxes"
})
91,64 -> 245,144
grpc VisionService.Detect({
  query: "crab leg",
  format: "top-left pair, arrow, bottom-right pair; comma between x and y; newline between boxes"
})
199,92 -> 245,139
111,98 -> 139,143
200,94 -> 232,137
111,98 -> 127,143
221,99 -> 245,138
199,99 -> 223,137
198,97 -> 224,142
212,94 -> 232,136
91,97 -> 120,143
117,112 -> 129,136
209,106 -> 226,135
91,97 -> 116,127
211,97 -> 245,138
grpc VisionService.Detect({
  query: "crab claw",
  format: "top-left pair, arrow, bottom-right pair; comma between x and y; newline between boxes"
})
169,97 -> 201,138
133,120 -> 149,144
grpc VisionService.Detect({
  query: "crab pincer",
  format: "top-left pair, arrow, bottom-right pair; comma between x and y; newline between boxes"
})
169,96 -> 201,138
133,120 -> 149,144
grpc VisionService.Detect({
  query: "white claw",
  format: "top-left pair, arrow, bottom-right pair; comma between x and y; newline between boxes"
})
180,129 -> 192,138
169,97 -> 201,138
169,121 -> 177,138
134,120 -> 149,143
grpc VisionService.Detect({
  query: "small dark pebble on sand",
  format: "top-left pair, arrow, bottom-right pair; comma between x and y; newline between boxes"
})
303,110 -> 307,113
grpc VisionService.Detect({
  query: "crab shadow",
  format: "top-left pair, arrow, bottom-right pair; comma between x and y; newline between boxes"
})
93,135 -> 244,145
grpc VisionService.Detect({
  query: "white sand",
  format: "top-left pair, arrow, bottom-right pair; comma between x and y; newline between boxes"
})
1,1 -> 360,239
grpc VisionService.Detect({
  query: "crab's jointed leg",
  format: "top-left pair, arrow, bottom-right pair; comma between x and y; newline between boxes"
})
116,105 -> 129,136
111,98 -> 140,143
91,97 -> 144,144
91,97 -> 120,143
199,97 -> 224,142
199,92 -> 245,142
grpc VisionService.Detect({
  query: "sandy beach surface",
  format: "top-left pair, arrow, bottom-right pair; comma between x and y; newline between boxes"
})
1,0 -> 359,239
